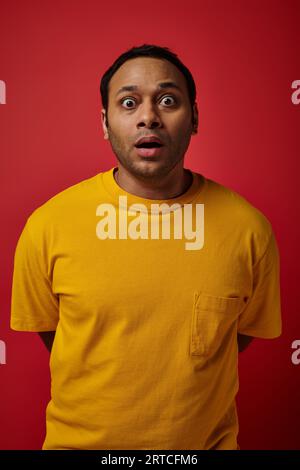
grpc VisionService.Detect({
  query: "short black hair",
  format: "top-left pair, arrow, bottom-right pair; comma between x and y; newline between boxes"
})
100,43 -> 197,125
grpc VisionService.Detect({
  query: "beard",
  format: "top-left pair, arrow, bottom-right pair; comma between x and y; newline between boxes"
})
106,127 -> 188,182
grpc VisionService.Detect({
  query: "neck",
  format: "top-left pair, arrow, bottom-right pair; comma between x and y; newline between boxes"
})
114,165 -> 193,200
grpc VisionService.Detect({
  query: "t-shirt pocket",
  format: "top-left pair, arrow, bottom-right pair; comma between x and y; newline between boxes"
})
190,292 -> 246,357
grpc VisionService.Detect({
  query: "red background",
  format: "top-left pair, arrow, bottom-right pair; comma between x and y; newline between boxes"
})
0,0 -> 299,450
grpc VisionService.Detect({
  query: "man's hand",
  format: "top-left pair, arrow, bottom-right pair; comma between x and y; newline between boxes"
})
237,333 -> 254,353
38,331 -> 56,353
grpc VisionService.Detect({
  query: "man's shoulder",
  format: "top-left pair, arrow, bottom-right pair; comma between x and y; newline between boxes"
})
24,172 -> 101,235
202,175 -> 274,241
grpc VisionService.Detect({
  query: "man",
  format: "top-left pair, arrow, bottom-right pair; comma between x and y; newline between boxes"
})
10,44 -> 282,450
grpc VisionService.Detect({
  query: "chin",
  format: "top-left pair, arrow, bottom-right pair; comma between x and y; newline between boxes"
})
136,162 -> 173,179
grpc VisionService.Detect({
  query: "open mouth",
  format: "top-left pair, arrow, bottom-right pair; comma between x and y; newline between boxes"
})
134,141 -> 164,158
135,142 -> 163,148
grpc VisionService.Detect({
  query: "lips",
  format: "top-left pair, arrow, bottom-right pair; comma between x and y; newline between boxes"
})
134,136 -> 163,148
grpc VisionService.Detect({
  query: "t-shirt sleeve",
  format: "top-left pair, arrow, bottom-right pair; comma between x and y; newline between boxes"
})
237,229 -> 282,338
10,218 -> 59,332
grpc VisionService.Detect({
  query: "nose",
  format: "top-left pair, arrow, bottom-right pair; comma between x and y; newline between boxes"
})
136,99 -> 162,129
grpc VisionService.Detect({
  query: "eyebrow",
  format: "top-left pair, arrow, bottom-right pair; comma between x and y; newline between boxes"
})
115,81 -> 182,97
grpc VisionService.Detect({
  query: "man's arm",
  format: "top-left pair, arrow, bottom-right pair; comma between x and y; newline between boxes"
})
38,331 -> 56,353
237,333 -> 254,353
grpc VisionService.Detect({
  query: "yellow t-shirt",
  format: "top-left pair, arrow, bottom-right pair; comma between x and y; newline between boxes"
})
10,166 -> 282,450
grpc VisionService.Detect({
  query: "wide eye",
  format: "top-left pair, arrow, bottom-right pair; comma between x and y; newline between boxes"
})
160,95 -> 176,106
121,95 -> 177,109
121,98 -> 136,109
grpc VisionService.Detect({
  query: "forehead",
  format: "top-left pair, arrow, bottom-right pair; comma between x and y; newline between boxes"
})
108,57 -> 188,96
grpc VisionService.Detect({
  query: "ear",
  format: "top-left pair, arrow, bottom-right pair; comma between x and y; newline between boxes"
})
101,108 -> 109,140
191,102 -> 198,134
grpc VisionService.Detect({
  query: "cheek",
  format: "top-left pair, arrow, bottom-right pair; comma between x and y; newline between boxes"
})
108,108 -> 127,129
168,108 -> 192,129
108,119 -> 129,142
115,119 -> 133,140
169,119 -> 192,141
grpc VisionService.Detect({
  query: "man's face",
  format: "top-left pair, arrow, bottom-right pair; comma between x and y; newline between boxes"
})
101,57 -> 198,180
